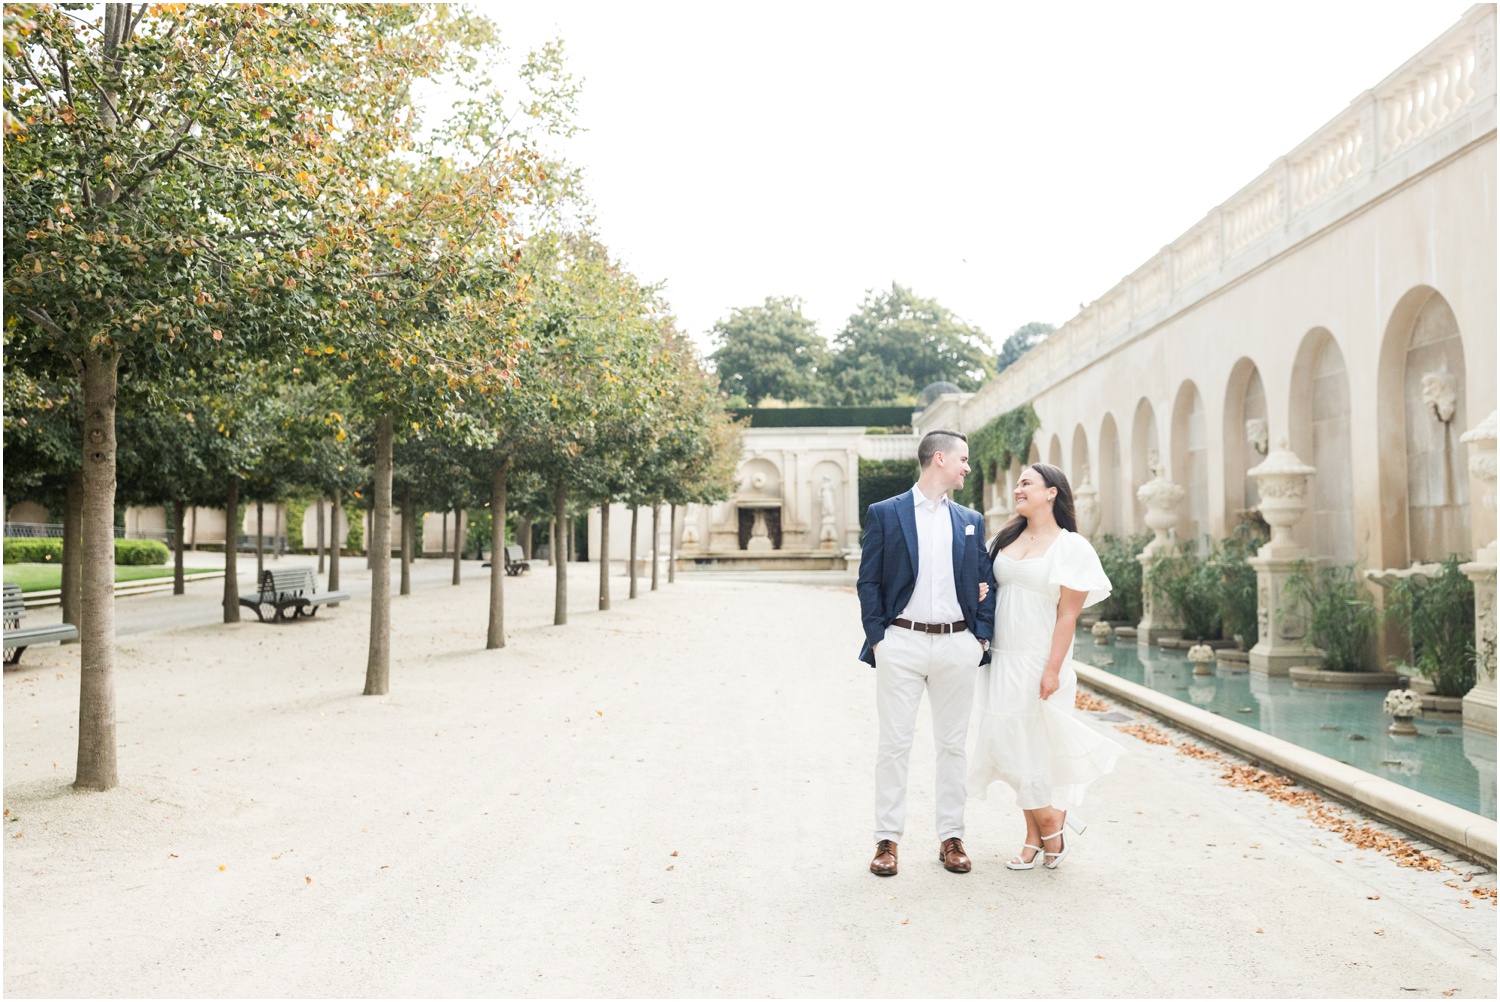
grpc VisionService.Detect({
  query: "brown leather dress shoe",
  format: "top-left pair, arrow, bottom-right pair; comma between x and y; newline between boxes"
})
870,839 -> 898,876
940,837 -> 972,873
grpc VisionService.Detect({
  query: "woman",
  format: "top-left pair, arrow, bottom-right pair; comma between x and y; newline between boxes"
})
968,463 -> 1124,870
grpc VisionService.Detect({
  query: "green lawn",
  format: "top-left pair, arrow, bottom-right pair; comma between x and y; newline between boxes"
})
2,563 -> 217,593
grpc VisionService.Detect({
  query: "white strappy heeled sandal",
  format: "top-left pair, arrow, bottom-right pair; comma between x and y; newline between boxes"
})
1005,843 -> 1044,870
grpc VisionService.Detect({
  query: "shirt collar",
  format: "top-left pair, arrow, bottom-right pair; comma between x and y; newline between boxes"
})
911,484 -> 949,511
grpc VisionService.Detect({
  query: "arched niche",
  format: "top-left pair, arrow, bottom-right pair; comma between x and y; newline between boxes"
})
1289,329 -> 1355,562
1027,440 -> 1041,466
1171,380 -> 1209,549
1222,357 -> 1268,531
1376,287 -> 1470,566
1070,424 -> 1090,486
1047,434 -> 1063,469
1131,398 -> 1159,532
1098,413 -> 1122,536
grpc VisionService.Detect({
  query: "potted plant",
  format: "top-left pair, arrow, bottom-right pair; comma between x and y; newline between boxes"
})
1384,555 -> 1477,701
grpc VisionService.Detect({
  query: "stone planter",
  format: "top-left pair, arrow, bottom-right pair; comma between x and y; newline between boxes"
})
1092,620 -> 1114,645
1188,644 -> 1215,676
1384,688 -> 1423,735
1289,667 -> 1403,690
1216,648 -> 1251,668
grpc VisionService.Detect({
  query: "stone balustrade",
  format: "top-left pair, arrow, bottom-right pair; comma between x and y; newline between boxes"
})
963,6 -> 1496,431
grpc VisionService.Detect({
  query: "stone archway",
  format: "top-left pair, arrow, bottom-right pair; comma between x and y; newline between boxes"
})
1171,380 -> 1209,548
1289,329 -> 1355,562
1222,356 -> 1268,531
1377,287 -> 1471,566
1047,434 -> 1063,469
1099,413 -> 1122,536
1131,398 -> 1160,533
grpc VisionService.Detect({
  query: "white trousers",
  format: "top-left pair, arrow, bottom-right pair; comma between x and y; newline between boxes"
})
873,626 -> 981,843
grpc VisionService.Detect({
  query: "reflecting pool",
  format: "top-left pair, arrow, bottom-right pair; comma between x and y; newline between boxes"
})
1077,628 -> 1497,820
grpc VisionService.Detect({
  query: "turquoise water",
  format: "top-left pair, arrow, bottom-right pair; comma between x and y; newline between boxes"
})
1078,628 -> 1497,820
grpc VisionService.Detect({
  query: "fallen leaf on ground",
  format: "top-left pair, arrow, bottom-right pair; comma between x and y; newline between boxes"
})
169,853 -> 178,858
900,919 -> 909,925
305,877 -> 312,885
1367,894 -> 1380,900
218,864 -> 226,871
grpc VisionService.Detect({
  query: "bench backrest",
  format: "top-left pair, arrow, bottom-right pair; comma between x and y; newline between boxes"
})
261,566 -> 318,597
504,545 -> 527,563
3,582 -> 25,629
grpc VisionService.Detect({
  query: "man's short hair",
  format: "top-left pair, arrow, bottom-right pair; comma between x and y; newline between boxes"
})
917,429 -> 967,469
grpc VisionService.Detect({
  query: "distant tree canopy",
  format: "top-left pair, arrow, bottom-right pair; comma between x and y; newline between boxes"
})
710,283 -> 1015,408
996,321 -> 1055,374
708,296 -> 826,406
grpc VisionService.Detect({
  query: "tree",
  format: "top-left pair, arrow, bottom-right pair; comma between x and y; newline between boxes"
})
996,321 -> 1054,374
825,282 -> 995,405
708,296 -> 827,405
3,4 -> 471,788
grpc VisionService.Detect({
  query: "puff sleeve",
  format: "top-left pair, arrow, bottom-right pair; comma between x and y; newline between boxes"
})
1048,530 -> 1112,609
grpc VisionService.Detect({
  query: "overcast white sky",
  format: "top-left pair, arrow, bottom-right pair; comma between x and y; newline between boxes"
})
477,1 -> 1474,354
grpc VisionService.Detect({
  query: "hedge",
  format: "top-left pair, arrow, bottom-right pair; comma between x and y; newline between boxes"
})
730,406 -> 912,429
858,459 -> 919,530
4,538 -> 169,565
114,539 -> 170,565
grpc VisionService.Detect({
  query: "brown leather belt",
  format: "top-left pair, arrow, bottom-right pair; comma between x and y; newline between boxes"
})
891,618 -> 967,635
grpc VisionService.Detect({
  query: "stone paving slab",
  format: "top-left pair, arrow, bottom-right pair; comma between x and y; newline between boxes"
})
3,567 -> 1495,997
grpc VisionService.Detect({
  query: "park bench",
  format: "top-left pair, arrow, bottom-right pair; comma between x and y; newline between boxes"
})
238,567 -> 350,623
481,545 -> 531,576
3,581 -> 78,665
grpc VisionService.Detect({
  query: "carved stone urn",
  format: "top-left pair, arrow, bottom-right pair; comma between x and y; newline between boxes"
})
1074,464 -> 1100,539
1247,440 -> 1316,557
1092,620 -> 1114,646
1187,643 -> 1215,676
1384,688 -> 1422,736
1136,468 -> 1185,557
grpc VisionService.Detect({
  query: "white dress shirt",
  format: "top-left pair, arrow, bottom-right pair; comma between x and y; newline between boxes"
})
896,484 -> 962,625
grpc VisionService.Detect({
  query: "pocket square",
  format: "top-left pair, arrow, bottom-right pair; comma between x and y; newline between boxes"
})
965,524 -> 975,536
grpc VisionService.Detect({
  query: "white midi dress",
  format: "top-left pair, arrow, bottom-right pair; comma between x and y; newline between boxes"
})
967,529 -> 1125,810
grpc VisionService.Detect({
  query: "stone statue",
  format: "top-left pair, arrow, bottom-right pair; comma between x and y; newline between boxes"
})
818,475 -> 838,547
1245,418 -> 1269,457
1421,364 -> 1459,424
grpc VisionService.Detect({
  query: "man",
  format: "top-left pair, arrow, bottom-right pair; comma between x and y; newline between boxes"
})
856,429 -> 995,876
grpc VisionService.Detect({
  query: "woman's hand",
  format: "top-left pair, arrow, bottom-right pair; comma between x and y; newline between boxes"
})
1039,668 -> 1060,701
978,581 -> 990,602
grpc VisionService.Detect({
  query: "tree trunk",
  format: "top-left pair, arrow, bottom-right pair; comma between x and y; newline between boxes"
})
629,505 -> 639,600
452,506 -> 462,586
547,520 -> 556,567
519,517 -> 532,560
60,470 -> 83,636
487,463 -> 508,649
399,484 -> 412,597
172,497 -> 186,596
328,489 -> 342,606
256,501 -> 265,582
651,503 -> 661,591
316,496 -> 326,575
74,350 -> 120,790
553,481 -> 568,625
222,475 -> 240,624
598,503 -> 611,610
668,502 -> 677,584
364,414 -> 393,695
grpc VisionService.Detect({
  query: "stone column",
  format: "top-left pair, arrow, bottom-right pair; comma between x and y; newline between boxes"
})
1461,411 -> 1496,733
1247,441 -> 1319,677
1135,456 -> 1186,645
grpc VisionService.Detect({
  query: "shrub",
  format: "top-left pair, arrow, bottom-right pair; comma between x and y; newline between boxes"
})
1284,561 -> 1379,672
1094,532 -> 1150,624
4,538 -> 63,563
1385,555 -> 1476,698
285,497 -> 310,550
1211,523 -> 1266,650
114,539 -> 169,565
858,459 -> 920,530
342,502 -> 364,553
1146,541 -> 1223,641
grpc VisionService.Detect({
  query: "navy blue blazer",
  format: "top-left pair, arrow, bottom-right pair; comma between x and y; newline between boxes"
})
855,489 -> 996,666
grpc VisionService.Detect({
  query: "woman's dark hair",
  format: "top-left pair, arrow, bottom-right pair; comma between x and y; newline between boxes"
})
988,462 -> 1078,559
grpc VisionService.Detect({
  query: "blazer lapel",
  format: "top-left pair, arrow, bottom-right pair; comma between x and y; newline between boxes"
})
894,490 -> 919,570
948,502 -> 967,581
